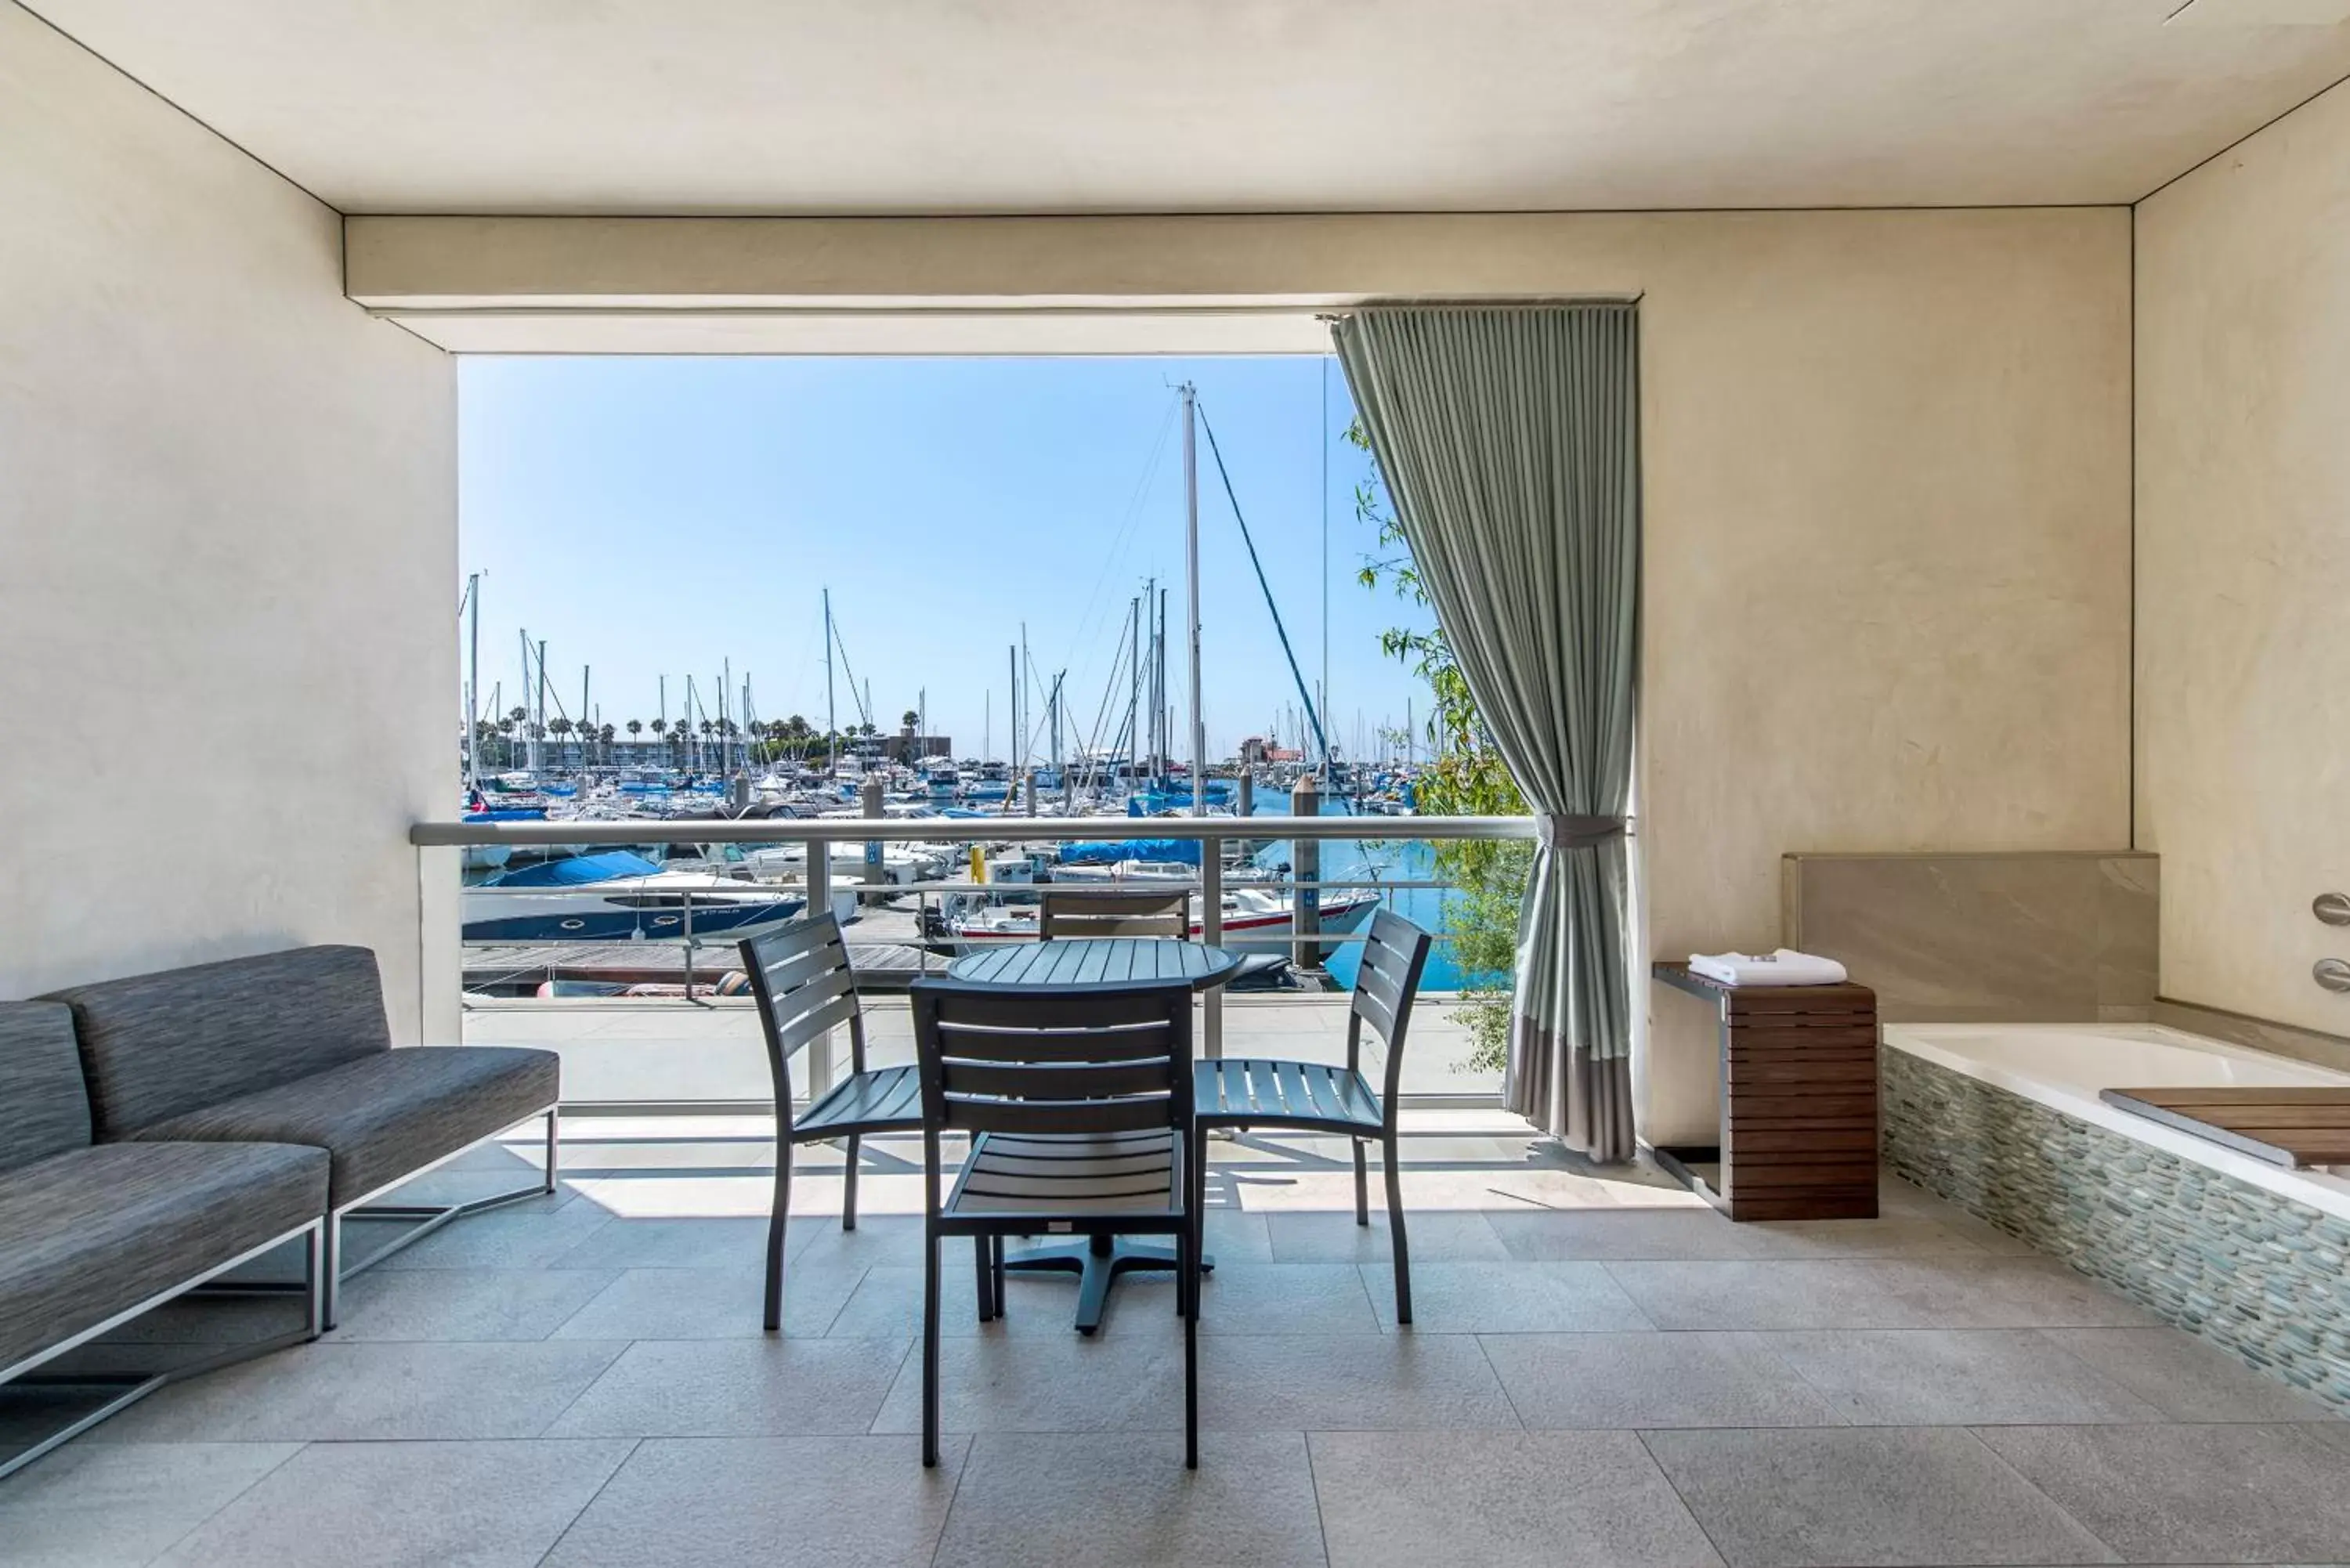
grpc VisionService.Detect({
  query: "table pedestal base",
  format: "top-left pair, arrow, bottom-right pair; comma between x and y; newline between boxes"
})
1001,1234 -> 1214,1335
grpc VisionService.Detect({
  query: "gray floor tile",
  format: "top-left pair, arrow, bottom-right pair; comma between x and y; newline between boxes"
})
540,1435 -> 964,1567
99,1342 -> 629,1442
1195,1263 -> 1383,1334
545,1337 -> 910,1437
0,1441 -> 299,1568
1643,1426 -> 2118,1566
1611,1258 -> 2155,1331
871,1331 -> 1188,1433
326,1267 -> 619,1342
934,1430 -> 1325,1568
1480,1331 -> 1847,1429
1978,1423 -> 2350,1564
376,1198 -> 616,1270
2042,1327 -> 2345,1422
783,1214 -> 930,1271
153,1440 -> 632,1567
1311,1429 -> 1723,1568
1766,1330 -> 2164,1425
1488,1207 -> 1789,1262
1198,1208 -> 1278,1263
1265,1208 -> 1511,1263
551,1264 -> 865,1339
1202,1333 -> 1520,1429
1367,1260 -> 1652,1333
544,1216 -> 772,1272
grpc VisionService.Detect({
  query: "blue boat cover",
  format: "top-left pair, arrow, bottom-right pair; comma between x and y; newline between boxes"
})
1058,838 -> 1202,867
463,807 -> 549,822
486,850 -> 661,887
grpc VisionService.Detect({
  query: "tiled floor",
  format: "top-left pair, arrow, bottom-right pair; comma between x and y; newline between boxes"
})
5,1113 -> 2348,1567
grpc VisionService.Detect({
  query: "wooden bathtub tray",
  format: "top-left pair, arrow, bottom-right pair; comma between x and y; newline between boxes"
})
2099,1086 -> 2350,1169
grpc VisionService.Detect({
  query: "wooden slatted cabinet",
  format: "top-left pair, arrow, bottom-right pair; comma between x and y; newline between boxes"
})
1652,961 -> 1879,1221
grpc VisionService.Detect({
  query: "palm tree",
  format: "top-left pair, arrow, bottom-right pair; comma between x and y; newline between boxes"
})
548,717 -> 573,766
902,708 -> 920,732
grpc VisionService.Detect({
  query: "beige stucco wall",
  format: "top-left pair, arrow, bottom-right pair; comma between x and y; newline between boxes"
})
0,4 -> 454,1039
2136,79 -> 2350,1039
352,206 -> 2134,1141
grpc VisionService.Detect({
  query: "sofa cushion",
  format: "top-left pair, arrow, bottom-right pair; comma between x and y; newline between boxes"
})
0,1141 -> 327,1375
43,945 -> 392,1138
132,1046 -> 559,1208
0,1003 -> 90,1174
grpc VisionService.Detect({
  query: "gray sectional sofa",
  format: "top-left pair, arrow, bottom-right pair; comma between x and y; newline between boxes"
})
0,1001 -> 329,1477
1,944 -> 562,1475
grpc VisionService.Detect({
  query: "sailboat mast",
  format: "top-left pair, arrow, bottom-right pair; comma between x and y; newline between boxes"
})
822,589 -> 837,778
1127,595 -> 1141,786
1181,383 -> 1204,816
463,572 -> 481,789
535,638 -> 548,774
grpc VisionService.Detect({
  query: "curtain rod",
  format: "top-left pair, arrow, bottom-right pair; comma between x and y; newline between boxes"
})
1318,295 -> 1641,321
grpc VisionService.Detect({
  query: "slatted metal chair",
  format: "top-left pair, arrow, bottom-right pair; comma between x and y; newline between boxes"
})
739,913 -> 922,1332
1036,887 -> 1191,941
1192,909 -> 1434,1321
911,977 -> 1201,1469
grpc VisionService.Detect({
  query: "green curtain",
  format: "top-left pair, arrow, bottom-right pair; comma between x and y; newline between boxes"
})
1332,305 -> 1640,1162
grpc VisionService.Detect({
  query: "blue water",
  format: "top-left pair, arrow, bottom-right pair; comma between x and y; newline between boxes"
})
1245,797 -> 1467,991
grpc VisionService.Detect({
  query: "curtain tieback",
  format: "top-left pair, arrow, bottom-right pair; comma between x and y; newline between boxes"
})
1536,814 -> 1625,851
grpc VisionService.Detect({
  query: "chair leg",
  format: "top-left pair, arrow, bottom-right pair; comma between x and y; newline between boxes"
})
1353,1139 -> 1369,1227
841,1133 -> 862,1231
974,1236 -> 996,1322
1383,1129 -> 1412,1327
764,1137 -> 793,1333
922,1229 -> 943,1469
1181,1221 -> 1198,1469
992,1234 -> 1007,1317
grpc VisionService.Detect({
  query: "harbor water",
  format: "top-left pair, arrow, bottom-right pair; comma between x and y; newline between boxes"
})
1247,795 -> 1472,993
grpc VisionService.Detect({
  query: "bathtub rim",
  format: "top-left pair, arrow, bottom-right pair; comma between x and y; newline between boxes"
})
1882,1021 -> 2350,1224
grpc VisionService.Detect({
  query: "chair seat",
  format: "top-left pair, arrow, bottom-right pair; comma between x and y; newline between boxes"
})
946,1129 -> 1181,1218
0,1140 -> 328,1373
1195,1057 -> 1384,1133
130,1046 -> 557,1208
795,1064 -> 922,1140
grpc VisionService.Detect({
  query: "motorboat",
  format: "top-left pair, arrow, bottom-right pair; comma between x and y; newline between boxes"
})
461,850 -> 810,943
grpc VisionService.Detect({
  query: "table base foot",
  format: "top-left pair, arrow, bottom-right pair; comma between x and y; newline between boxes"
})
1001,1234 -> 1214,1335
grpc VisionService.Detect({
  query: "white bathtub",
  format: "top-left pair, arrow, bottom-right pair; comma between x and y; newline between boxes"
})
1883,1021 -> 2350,1223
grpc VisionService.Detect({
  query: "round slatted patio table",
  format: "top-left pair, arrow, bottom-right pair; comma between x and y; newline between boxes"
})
942,937 -> 1240,1333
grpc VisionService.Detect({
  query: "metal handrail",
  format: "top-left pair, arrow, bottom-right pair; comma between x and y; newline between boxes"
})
412,813 -> 1536,847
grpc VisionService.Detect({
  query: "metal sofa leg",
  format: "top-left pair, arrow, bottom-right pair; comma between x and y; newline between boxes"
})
544,1107 -> 561,1194
320,1213 -> 342,1332
305,1220 -> 327,1340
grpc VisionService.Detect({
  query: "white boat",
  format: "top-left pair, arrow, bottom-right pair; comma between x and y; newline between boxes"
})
941,885 -> 1380,952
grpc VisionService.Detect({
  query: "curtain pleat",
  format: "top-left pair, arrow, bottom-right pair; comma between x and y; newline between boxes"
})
1332,306 -> 1640,1162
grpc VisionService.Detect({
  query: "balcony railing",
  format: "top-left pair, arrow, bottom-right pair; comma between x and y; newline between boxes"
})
413,813 -> 1536,1107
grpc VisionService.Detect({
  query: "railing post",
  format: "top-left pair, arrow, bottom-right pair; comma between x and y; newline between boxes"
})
1202,833 -> 1223,1062
804,836 -> 834,1096
1290,775 -> 1321,971
680,890 -> 695,1003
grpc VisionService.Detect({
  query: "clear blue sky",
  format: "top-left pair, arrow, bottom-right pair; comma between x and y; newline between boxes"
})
457,356 -> 1438,764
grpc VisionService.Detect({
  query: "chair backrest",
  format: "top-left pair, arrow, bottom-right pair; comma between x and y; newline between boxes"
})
0,1002 -> 93,1173
42,945 -> 392,1138
1036,887 -> 1190,941
1349,910 -> 1435,1100
909,977 -> 1193,1142
739,913 -> 866,1111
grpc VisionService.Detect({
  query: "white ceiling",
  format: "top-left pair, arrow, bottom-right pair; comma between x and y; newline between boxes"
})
23,0 -> 2350,214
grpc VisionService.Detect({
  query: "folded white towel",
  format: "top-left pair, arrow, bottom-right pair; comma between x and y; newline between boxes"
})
1687,948 -> 1849,988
